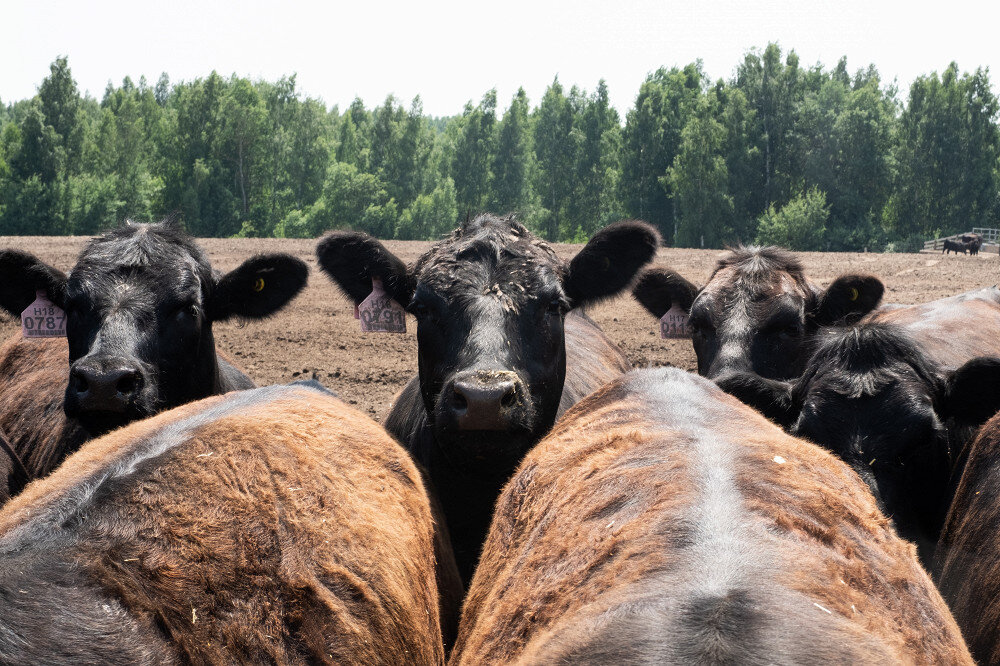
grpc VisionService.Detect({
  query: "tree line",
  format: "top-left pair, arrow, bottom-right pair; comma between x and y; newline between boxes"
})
1,45 -> 998,250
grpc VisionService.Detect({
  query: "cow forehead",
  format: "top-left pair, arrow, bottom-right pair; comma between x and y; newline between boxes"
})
414,226 -> 566,301
702,265 -> 809,305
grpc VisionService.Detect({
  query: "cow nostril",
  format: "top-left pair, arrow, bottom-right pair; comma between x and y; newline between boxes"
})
500,388 -> 517,408
117,373 -> 138,396
452,389 -> 468,411
71,372 -> 90,393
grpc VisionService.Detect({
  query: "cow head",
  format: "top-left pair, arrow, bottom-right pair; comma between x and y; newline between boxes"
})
317,214 -> 659,475
717,323 -> 1000,550
633,246 -> 883,379
0,221 -> 308,436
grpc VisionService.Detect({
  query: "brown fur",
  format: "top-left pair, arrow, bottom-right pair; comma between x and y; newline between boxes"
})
0,383 -> 443,665
870,286 -> 1000,371
451,369 -> 972,665
937,413 -> 1000,664
0,336 -> 86,501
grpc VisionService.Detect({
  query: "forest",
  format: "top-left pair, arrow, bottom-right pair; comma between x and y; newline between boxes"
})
0,44 -> 998,250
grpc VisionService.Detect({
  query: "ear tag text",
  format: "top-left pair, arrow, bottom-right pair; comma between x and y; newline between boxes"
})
659,305 -> 691,339
21,290 -> 67,339
359,277 -> 406,334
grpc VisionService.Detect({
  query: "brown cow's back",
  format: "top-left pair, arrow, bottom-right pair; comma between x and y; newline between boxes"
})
871,286 -> 1000,370
937,413 -> 1000,664
451,368 -> 971,665
0,383 -> 443,665
0,336 -> 86,498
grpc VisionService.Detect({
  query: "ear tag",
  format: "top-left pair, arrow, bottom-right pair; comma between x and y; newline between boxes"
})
659,305 -> 691,339
21,290 -> 67,339
358,277 -> 406,334
849,287 -> 859,301
253,277 -> 265,292
353,304 -> 360,320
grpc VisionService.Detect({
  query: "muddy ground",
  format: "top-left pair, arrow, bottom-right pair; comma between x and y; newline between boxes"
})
2,235 -> 998,421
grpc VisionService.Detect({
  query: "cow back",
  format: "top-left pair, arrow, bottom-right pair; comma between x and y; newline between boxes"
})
937,412 -> 1000,664
451,368 -> 971,665
0,383 -> 443,665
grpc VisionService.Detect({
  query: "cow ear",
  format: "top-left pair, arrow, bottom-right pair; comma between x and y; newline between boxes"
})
208,254 -> 308,321
316,231 -> 414,306
941,357 -> 1000,426
631,267 -> 699,318
0,250 -> 67,316
565,220 -> 661,308
814,274 -> 884,325
715,371 -> 799,428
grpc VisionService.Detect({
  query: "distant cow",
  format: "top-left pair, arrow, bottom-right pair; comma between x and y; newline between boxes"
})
317,214 -> 656,583
943,239 -> 969,254
937,411 -> 1000,664
632,246 -> 884,379
0,382 -> 444,665
450,368 -> 972,664
717,301 -> 1000,562
0,220 -> 308,439
960,233 -> 983,255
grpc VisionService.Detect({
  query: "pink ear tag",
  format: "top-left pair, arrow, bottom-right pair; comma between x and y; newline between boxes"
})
358,277 -> 406,334
659,305 -> 690,339
353,304 -> 360,320
21,290 -> 67,339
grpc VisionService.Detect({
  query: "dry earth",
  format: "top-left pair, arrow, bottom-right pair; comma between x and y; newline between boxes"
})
2,235 -> 998,421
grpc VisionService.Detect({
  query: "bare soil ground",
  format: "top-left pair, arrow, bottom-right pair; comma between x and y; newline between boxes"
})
3,235 -> 998,421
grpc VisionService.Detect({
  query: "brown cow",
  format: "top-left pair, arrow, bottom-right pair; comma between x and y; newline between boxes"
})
450,368 -> 972,664
0,337 -> 85,504
0,381 -> 444,665
936,411 -> 1000,665
633,246 -> 883,379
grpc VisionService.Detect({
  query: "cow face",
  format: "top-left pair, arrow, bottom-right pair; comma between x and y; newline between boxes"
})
318,214 -> 659,475
633,247 -> 883,379
717,324 -> 1000,548
0,222 -> 308,436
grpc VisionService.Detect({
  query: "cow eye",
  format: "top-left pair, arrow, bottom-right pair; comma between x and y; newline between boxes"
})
407,300 -> 429,318
546,299 -> 565,316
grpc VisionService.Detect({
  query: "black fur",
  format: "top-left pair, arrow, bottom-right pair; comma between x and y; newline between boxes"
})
316,214 -> 652,583
632,246 -> 883,380
0,221 -> 308,437
0,250 -> 68,315
720,321 -> 1000,563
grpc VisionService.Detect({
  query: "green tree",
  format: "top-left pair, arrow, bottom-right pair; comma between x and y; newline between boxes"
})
283,161 -> 397,239
490,88 -> 536,220
452,90 -> 497,215
568,80 -> 624,237
397,177 -> 458,240
755,187 -> 829,250
668,97 -> 733,248
533,77 -> 577,239
620,63 -> 704,242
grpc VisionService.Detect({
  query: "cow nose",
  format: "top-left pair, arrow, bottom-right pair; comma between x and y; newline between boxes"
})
449,371 -> 522,431
68,362 -> 144,413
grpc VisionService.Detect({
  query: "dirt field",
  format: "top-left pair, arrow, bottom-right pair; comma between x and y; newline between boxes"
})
2,235 -> 998,421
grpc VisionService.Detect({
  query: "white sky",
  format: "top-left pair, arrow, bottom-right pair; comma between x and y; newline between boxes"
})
3,0 -> 999,117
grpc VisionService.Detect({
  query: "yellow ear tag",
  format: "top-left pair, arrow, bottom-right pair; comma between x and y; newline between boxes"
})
253,278 -> 265,292
849,287 -> 859,301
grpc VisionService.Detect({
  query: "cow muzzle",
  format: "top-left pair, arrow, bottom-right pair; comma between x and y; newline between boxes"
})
442,369 -> 527,431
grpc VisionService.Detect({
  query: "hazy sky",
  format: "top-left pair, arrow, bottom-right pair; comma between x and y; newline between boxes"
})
4,0 -> 998,117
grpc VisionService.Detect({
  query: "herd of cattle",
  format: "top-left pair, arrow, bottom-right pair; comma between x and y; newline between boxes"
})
943,233 -> 986,256
0,216 -> 998,663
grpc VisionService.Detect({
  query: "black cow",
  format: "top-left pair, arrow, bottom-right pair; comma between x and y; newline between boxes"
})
317,214 -> 657,583
943,239 -> 969,255
633,246 -> 883,379
717,322 -> 1000,563
0,220 -> 308,437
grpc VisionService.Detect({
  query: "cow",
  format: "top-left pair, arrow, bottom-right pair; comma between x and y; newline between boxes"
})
960,234 -> 983,256
716,300 -> 1000,563
0,337 -> 86,504
316,214 -> 657,584
0,220 -> 308,439
0,381 -> 445,665
943,239 -> 969,255
632,246 -> 884,380
936,411 -> 1000,664
449,368 -> 972,664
